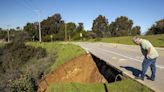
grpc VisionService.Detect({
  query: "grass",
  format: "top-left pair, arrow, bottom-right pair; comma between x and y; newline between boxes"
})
0,41 -> 5,47
47,82 -> 104,92
47,79 -> 153,92
27,42 -> 85,70
107,79 -> 153,92
87,34 -> 164,47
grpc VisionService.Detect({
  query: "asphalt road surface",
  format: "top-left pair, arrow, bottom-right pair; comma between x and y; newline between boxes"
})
74,42 -> 164,92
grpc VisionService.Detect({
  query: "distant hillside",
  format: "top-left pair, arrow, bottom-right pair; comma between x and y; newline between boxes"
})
88,34 -> 164,47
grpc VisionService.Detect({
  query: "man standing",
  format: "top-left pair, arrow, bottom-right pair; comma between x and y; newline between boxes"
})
132,36 -> 159,81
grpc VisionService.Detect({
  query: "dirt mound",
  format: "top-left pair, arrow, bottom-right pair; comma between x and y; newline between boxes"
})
38,54 -> 107,92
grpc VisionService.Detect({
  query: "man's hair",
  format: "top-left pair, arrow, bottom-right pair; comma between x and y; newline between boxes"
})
132,36 -> 140,42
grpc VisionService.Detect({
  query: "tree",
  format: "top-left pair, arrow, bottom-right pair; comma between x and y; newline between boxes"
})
111,16 -> 133,36
52,20 -> 65,41
72,22 -> 87,40
92,15 -> 109,38
51,13 -> 62,34
41,13 -> 63,35
24,13 -> 66,41
108,22 -> 117,36
24,22 -> 38,40
146,19 -> 164,35
66,22 -> 76,40
87,31 -> 97,39
16,27 -> 20,31
41,13 -> 66,41
24,13 -> 91,41
76,23 -> 84,32
131,26 -> 141,36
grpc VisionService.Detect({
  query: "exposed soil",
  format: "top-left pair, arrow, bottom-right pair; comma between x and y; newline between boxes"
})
38,54 -> 107,92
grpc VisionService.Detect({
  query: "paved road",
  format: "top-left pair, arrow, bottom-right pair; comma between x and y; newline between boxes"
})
74,42 -> 164,92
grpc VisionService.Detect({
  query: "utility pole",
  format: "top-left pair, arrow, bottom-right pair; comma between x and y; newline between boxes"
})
65,22 -> 67,41
7,25 -> 10,42
35,10 -> 42,42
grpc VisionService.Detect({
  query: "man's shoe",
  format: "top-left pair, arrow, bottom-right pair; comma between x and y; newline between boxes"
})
147,77 -> 155,81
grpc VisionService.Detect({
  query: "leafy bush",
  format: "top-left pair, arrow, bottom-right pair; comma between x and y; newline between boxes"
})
3,52 -> 55,92
8,71 -> 35,92
94,38 -> 101,41
2,41 -> 47,72
0,31 -> 55,92
23,52 -> 55,84
42,35 -> 52,42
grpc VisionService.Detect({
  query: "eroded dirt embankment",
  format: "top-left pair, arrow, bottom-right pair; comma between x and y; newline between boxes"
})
38,54 -> 107,92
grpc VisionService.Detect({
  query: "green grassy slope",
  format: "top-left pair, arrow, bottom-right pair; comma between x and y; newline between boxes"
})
107,79 -> 153,92
88,34 -> 164,47
47,79 -> 153,92
27,42 -> 85,70
47,83 -> 104,92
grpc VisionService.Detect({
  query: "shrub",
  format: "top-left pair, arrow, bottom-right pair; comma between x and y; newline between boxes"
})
0,31 -> 54,92
8,71 -> 35,92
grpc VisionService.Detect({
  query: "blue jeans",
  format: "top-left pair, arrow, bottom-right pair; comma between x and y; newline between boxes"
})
141,58 -> 156,80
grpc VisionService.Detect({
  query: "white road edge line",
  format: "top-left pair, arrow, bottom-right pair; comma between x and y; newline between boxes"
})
90,46 -> 164,69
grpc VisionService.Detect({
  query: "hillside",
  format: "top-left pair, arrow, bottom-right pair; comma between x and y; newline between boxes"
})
88,34 -> 164,47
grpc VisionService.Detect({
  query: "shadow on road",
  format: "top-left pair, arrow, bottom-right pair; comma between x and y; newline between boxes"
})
120,66 -> 141,77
